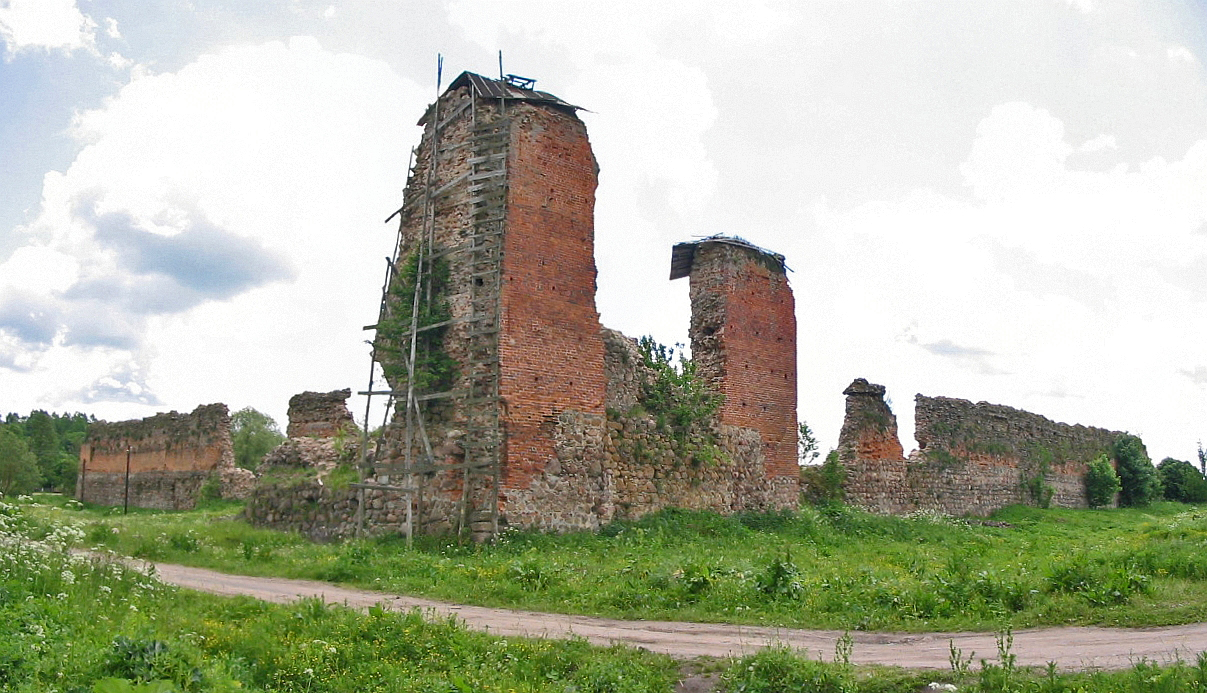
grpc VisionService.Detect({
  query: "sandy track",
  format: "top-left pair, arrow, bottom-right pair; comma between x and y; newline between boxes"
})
150,561 -> 1207,670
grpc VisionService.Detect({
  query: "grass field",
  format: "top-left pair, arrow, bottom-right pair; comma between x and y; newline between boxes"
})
13,494 -> 1207,691
26,494 -> 1207,633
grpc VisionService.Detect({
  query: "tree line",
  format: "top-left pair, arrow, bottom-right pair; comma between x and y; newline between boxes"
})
0,411 -> 92,495
0,406 -> 288,498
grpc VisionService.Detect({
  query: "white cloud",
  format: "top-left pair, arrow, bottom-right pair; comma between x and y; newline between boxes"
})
1064,0 -> 1094,13
806,102 -> 1207,459
1078,134 -> 1118,153
324,5 -> 336,19
0,0 -> 96,56
0,37 -> 426,424
1168,45 -> 1196,64
103,17 -> 120,40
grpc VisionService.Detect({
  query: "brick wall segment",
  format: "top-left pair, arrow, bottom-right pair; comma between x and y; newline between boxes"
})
76,403 -> 249,509
838,378 -> 1123,516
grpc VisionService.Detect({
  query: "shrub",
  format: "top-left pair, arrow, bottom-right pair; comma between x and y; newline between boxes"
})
1113,434 -> 1162,507
636,337 -> 721,438
800,450 -> 845,504
1084,454 -> 1121,508
755,549 -> 804,600
1157,458 -> 1207,503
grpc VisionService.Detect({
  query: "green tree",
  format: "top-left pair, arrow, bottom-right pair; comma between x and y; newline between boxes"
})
26,410 -> 59,489
798,421 -> 820,465
231,407 -> 285,470
1084,454 -> 1121,508
1113,434 -> 1162,507
0,426 -> 40,496
1157,457 -> 1207,503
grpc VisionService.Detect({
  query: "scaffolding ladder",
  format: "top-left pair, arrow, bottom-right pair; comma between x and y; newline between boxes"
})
357,77 -> 509,542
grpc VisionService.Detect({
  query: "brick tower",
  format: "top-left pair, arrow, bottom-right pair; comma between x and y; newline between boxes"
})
372,73 -> 607,538
671,237 -> 799,506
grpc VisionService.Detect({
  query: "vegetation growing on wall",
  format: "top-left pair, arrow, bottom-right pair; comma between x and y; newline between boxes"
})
800,450 -> 845,504
635,336 -> 724,464
798,421 -> 820,465
1022,449 -> 1055,508
375,251 -> 456,394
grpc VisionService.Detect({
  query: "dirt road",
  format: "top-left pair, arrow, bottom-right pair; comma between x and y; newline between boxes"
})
151,561 -> 1207,670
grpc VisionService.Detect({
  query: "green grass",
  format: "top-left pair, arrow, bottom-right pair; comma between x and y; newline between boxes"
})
724,641 -> 1207,693
28,493 -> 1207,632
0,495 -> 678,692
12,495 -> 1207,692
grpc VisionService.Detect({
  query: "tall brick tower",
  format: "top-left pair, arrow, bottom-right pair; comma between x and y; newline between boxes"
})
671,237 -> 799,506
370,73 -> 607,538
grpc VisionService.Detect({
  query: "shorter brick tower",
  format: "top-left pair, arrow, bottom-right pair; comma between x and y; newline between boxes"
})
671,237 -> 799,507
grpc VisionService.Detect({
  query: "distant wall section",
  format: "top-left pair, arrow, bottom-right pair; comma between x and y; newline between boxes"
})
839,378 -> 1121,516
77,404 -> 250,510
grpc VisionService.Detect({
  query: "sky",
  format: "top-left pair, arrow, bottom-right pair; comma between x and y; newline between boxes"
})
1,0 -> 1206,463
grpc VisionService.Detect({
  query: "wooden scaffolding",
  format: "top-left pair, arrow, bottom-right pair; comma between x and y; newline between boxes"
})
356,70 -> 509,542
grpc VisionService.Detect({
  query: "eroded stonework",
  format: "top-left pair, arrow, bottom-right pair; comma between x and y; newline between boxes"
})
286,389 -> 355,438
839,378 -> 1123,516
77,404 -> 253,509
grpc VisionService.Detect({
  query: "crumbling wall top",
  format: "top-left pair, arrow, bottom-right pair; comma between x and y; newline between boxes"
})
287,389 -> 354,439
670,236 -> 787,280
86,403 -> 230,452
843,378 -> 886,397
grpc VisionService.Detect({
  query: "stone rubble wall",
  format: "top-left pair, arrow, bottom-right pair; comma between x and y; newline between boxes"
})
77,471 -> 211,511
839,378 -> 1122,516
599,329 -> 798,520
77,403 -> 252,510
249,320 -> 800,538
286,389 -> 355,438
244,483 -> 411,542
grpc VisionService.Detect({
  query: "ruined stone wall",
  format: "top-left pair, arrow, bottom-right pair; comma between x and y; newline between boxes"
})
287,389 -> 355,438
77,404 -> 248,510
600,329 -> 796,520
687,241 -> 799,509
245,483 -> 410,542
837,379 -> 912,514
839,378 -> 1122,516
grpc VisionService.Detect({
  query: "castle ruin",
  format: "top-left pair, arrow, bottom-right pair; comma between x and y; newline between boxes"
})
247,72 -> 799,540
